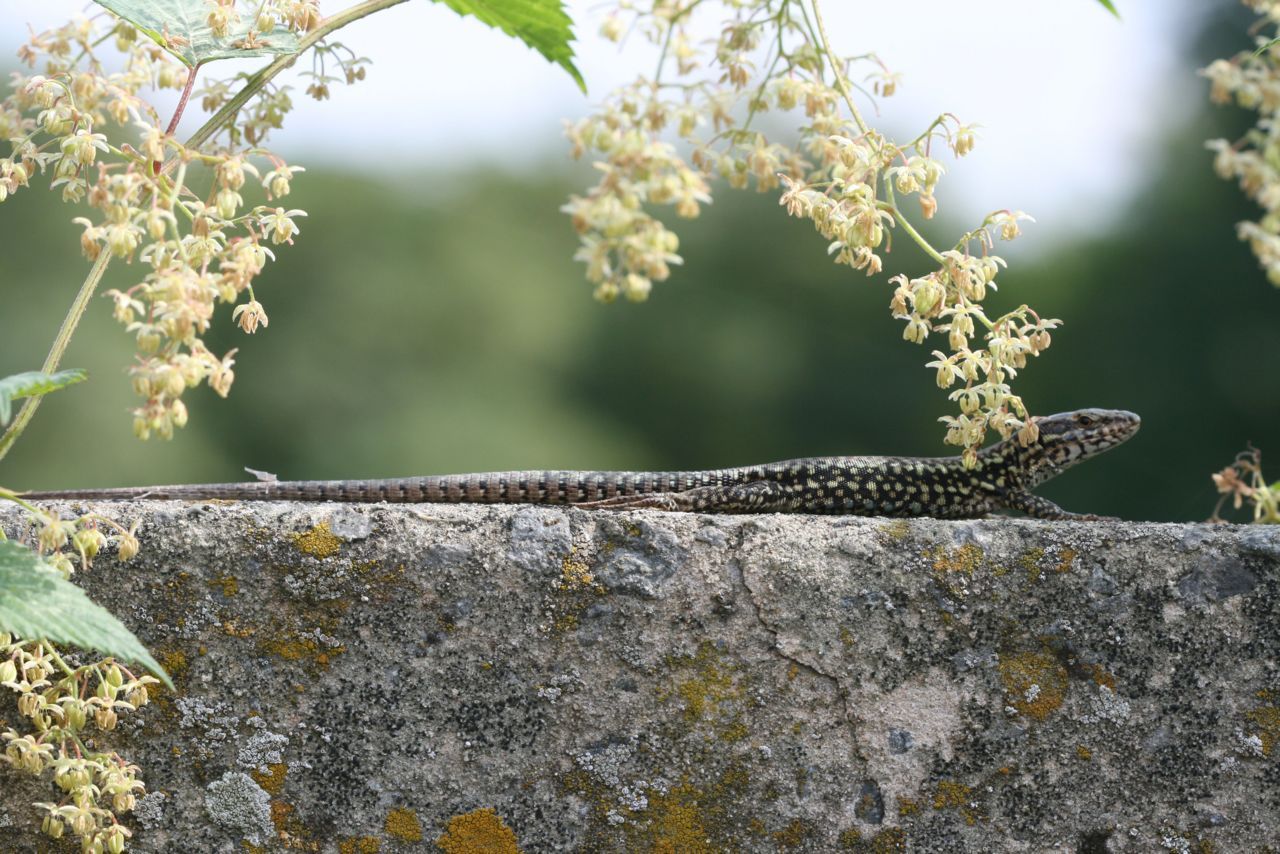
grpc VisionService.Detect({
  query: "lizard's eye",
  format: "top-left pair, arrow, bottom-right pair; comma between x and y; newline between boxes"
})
1076,415 -> 1095,427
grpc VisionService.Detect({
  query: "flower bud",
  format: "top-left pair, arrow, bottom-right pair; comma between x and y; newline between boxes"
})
117,533 -> 140,562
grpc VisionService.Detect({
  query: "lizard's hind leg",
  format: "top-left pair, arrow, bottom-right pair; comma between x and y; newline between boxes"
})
576,480 -> 785,513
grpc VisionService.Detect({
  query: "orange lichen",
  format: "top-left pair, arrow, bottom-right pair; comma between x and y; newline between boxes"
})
1076,745 -> 1093,761
291,522 -> 342,558
435,807 -> 520,853
647,787 -> 713,854
252,763 -> 287,795
384,807 -> 424,843
1054,547 -> 1078,573
998,651 -> 1069,721
338,838 -> 382,854
259,633 -> 345,670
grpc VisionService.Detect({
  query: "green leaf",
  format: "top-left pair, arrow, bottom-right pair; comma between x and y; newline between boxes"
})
91,0 -> 300,67
433,0 -> 585,93
0,369 -> 87,427
1094,0 -> 1120,17
0,542 -> 172,689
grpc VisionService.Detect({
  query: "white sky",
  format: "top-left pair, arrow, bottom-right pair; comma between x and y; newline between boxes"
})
4,1 -> 1206,247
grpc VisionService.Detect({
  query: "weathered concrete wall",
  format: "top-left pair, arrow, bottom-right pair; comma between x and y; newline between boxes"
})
1,502 -> 1278,852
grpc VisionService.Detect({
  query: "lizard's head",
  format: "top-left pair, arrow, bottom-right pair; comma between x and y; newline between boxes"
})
1021,408 -> 1141,485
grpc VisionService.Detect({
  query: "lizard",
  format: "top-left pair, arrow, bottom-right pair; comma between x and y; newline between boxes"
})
20,408 -> 1139,520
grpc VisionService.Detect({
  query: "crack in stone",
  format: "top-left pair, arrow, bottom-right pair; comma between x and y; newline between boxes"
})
729,553 -> 859,729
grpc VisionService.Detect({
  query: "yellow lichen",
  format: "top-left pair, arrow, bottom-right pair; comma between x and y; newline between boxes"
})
998,651 -> 1069,721
338,838 -> 382,854
1246,705 -> 1280,755
646,785 -> 713,854
561,553 -> 595,589
252,763 -> 287,796
667,642 -> 744,724
159,648 -> 189,681
1055,547 -> 1078,573
880,520 -> 911,541
928,543 -> 983,575
208,574 -> 239,596
291,522 -> 343,559
932,781 -> 981,825
1019,547 -> 1046,581
435,807 -> 521,853
259,633 -> 345,670
384,807 -> 424,843
1076,744 -> 1093,761
896,796 -> 919,817
772,818 -> 813,848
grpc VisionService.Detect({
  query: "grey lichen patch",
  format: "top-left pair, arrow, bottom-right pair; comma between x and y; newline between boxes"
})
204,771 -> 273,845
237,727 -> 289,772
132,792 -> 167,831
508,507 -> 571,575
595,516 -> 683,598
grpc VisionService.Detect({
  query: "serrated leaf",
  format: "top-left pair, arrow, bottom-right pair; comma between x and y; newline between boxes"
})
0,542 -> 172,689
0,369 -> 87,427
92,0 -> 300,67
433,0 -> 585,93
1094,0 -> 1120,17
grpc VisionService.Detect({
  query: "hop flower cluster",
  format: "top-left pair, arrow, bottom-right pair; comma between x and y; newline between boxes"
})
2,635 -> 158,851
0,9 -> 330,440
1211,447 -> 1280,523
565,0 -> 1052,459
1203,0 -> 1280,285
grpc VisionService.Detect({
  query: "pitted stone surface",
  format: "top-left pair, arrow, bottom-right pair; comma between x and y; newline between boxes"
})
0,503 -> 1278,852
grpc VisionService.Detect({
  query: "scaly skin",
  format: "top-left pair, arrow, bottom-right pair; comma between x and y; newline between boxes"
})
21,409 -> 1139,520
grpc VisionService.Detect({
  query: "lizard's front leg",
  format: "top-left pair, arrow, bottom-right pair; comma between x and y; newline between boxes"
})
1001,490 -> 1118,522
577,480 -> 785,513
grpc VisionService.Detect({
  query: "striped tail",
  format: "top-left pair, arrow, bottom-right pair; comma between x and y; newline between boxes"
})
20,468 -> 758,504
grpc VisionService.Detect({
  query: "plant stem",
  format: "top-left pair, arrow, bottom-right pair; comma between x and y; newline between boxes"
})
0,251 -> 111,464
165,63 -> 201,137
808,0 -> 868,134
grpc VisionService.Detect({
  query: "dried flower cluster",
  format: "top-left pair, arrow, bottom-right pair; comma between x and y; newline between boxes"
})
1211,447 -> 1280,523
564,0 -> 1054,461
1203,0 -> 1280,284
0,4 -> 362,441
2,635 -> 158,851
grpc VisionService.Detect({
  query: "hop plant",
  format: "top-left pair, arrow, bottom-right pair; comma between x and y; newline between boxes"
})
0,5 -> 366,442
1204,0 -> 1280,285
564,0 -> 1057,461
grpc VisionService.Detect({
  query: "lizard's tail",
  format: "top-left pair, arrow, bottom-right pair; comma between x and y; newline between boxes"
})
17,469 -> 755,504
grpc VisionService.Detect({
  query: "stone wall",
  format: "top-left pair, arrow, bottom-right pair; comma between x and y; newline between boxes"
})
1,502 -> 1278,852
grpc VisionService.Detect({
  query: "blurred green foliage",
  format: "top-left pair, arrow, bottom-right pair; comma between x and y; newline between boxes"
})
0,7 -> 1275,522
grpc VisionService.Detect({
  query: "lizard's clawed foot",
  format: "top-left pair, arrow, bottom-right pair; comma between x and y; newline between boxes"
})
575,493 -> 688,511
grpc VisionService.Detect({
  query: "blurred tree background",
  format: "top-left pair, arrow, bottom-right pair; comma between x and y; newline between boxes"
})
1,3 -> 1275,522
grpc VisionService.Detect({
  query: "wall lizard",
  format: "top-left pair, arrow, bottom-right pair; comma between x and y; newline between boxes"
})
22,409 -> 1139,520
